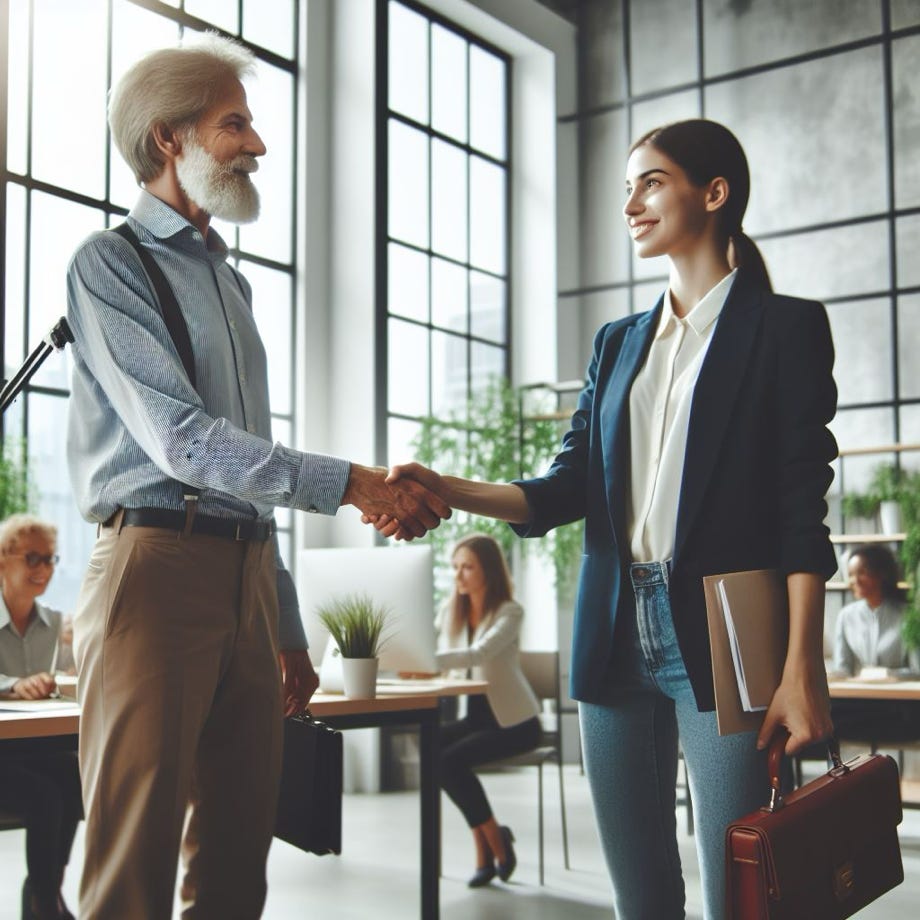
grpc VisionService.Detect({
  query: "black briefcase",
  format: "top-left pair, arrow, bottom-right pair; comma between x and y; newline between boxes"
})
274,712 -> 343,855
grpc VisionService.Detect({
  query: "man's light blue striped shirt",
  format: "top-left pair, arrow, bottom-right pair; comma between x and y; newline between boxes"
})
66,191 -> 350,647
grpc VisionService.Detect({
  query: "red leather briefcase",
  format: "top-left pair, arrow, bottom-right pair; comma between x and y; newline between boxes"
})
725,734 -> 903,919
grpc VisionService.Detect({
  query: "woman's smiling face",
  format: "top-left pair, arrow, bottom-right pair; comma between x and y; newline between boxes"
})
623,143 -> 716,260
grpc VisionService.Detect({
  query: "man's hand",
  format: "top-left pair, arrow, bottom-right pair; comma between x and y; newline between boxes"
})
279,649 -> 320,716
13,672 -> 57,700
343,463 -> 451,540
361,463 -> 450,540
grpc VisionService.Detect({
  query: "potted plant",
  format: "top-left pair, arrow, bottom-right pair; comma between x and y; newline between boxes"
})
316,594 -> 390,699
841,462 -> 906,534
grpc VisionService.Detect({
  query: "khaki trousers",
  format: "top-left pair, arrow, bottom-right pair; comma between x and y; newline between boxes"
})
72,523 -> 283,920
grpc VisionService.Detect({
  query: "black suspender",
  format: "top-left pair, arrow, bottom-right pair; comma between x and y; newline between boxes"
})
110,221 -> 201,521
111,222 -> 197,389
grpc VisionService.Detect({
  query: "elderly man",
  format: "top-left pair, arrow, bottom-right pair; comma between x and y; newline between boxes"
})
66,34 -> 447,919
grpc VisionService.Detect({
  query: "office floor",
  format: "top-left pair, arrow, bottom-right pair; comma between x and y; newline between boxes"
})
0,764 -> 917,919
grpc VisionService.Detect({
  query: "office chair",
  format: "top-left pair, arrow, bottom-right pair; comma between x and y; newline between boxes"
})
479,650 -> 570,885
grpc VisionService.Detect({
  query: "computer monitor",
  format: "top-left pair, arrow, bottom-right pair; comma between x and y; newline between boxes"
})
296,545 -> 438,678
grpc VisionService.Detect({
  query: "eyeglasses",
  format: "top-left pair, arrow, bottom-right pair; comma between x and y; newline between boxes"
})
7,552 -> 60,568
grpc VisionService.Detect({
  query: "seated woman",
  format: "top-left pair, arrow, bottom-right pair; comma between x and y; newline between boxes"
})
0,514 -> 82,920
434,533 -> 541,888
830,543 -> 917,742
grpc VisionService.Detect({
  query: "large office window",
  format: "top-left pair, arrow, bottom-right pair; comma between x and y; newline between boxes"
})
1,0 -> 300,609
379,0 -> 512,467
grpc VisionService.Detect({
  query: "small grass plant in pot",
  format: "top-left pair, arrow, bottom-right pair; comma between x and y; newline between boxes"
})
317,593 -> 390,699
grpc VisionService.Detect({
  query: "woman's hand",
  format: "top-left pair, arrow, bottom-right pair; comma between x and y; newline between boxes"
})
758,572 -> 834,755
362,463 -> 451,540
757,661 -> 832,755
13,672 -> 57,700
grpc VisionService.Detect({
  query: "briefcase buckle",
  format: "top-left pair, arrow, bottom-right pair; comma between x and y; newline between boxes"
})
833,859 -> 855,902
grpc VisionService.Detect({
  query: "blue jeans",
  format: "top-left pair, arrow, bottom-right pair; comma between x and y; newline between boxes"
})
579,562 -> 767,920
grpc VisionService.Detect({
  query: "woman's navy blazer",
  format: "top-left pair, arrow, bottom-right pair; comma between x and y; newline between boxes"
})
513,269 -> 839,711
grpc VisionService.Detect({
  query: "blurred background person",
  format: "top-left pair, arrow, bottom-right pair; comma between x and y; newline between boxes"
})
833,543 -> 909,676
434,533 -> 541,888
0,514 -> 81,920
830,543 -> 918,743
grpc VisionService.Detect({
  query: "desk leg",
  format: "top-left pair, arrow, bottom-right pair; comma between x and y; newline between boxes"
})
419,709 -> 440,920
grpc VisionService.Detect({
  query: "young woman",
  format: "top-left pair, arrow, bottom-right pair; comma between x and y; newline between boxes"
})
434,534 -> 541,887
372,120 -> 838,918
833,543 -> 909,676
0,515 -> 81,920
829,544 -> 917,741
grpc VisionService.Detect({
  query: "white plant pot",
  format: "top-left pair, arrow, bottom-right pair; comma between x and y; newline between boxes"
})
879,500 -> 902,535
341,657 -> 378,699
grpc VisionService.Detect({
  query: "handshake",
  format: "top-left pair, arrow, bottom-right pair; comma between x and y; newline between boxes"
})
343,462 -> 452,541
342,463 -> 530,539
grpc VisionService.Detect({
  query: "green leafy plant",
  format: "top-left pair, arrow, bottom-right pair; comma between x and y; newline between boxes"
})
411,376 -> 584,597
0,439 -> 35,517
317,594 -> 390,659
896,468 -> 920,650
841,462 -> 907,521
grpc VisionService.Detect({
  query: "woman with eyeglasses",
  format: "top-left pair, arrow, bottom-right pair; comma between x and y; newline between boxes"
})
0,514 -> 82,920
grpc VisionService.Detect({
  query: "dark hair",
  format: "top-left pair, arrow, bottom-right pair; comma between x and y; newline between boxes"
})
849,543 -> 905,602
630,119 -> 772,292
447,533 -> 514,638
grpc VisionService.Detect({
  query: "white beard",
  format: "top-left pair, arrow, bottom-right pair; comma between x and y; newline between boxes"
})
176,136 -> 261,224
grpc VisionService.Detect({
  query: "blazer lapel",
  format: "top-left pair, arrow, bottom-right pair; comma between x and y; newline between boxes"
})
600,300 -> 661,546
672,271 -> 765,568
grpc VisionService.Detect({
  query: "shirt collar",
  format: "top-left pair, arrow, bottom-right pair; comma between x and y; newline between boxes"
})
656,268 -> 738,340
130,190 -> 230,263
0,594 -> 51,632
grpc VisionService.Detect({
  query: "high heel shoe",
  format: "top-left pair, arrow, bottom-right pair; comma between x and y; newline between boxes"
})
467,862 -> 496,888
496,826 -> 517,882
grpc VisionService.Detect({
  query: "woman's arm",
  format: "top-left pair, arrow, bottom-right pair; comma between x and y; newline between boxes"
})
435,602 -> 523,670
388,466 -> 530,523
757,572 -> 833,754
830,604 -> 857,677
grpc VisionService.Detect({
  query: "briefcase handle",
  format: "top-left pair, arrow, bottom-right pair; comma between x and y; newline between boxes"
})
765,730 -> 844,813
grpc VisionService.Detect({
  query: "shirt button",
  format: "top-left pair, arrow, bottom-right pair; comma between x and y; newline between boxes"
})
308,506 -> 319,514
247,423 -> 256,434
229,319 -> 237,330
240,374 -> 247,385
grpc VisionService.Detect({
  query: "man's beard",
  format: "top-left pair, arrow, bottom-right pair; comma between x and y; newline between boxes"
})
175,136 -> 260,224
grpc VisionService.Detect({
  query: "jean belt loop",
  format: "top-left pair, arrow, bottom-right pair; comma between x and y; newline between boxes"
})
114,507 -> 127,535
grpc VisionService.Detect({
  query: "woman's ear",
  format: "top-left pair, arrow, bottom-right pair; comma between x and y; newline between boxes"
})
705,176 -> 730,214
151,122 -> 182,159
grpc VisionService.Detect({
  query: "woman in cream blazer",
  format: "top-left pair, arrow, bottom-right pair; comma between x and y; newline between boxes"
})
435,533 -> 540,888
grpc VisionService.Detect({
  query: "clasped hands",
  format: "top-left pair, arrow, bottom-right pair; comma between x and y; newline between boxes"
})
345,462 -> 447,541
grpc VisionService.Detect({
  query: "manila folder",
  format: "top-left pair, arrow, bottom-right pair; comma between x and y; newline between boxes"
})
703,568 -> 788,736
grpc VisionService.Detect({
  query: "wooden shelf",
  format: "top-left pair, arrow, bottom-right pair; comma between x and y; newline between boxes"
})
837,442 -> 920,457
829,533 -> 905,544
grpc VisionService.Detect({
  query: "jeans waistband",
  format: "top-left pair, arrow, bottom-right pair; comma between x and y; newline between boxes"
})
629,560 -> 671,589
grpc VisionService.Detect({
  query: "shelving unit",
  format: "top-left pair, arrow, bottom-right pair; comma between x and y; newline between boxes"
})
827,441 -> 920,590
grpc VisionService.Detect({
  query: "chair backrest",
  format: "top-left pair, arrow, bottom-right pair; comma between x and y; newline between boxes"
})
519,650 -> 560,706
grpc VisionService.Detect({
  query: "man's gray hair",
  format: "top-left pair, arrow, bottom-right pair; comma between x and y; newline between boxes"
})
109,32 -> 256,184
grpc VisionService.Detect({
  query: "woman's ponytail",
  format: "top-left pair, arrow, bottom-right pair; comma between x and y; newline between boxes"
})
731,231 -> 772,293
